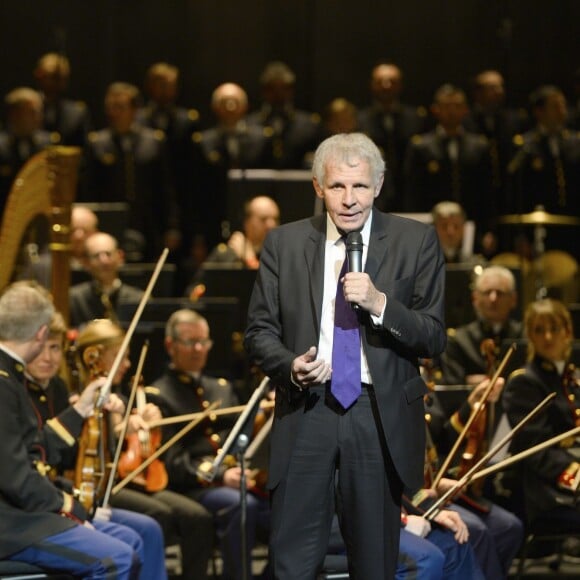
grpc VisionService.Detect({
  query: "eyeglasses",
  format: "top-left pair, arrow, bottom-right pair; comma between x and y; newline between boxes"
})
477,289 -> 512,298
175,337 -> 213,348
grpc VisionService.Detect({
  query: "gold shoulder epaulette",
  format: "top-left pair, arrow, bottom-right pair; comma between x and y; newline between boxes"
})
506,368 -> 526,382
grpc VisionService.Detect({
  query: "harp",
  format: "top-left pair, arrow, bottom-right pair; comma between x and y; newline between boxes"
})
0,146 -> 81,322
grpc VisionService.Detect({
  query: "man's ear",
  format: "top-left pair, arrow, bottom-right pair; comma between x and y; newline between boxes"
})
313,177 -> 324,199
374,174 -> 385,198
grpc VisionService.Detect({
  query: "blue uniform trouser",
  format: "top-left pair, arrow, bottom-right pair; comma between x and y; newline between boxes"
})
198,486 -> 270,580
328,514 -> 483,580
398,527 -> 484,580
109,508 -> 167,580
451,502 -> 524,579
7,522 -> 140,579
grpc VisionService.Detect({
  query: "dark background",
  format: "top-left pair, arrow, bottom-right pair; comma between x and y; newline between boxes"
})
1,1 -> 578,128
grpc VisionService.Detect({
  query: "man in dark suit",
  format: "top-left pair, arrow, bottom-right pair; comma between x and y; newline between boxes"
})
244,133 -> 447,579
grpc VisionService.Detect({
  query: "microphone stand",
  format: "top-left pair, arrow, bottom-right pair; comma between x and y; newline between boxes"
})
237,433 -> 250,580
197,376 -> 271,579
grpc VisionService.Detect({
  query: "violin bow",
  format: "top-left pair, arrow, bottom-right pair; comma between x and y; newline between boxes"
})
101,341 -> 149,507
470,425 -> 580,484
94,248 -> 169,410
111,399 -> 222,495
431,342 -> 516,489
423,391 -> 556,520
147,400 -> 275,429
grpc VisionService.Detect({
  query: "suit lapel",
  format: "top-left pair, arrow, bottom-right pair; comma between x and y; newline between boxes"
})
305,217 -> 326,333
366,210 -> 389,281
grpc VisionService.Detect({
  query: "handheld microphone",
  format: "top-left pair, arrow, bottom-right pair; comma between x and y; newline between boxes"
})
346,231 -> 363,273
346,231 -> 363,309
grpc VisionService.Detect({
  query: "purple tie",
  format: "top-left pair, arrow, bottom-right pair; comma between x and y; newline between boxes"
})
330,252 -> 361,408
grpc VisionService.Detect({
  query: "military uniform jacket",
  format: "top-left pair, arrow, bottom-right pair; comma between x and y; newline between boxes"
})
80,126 -> 173,258
403,130 -> 493,227
358,103 -> 428,204
43,98 -> 91,147
0,130 -> 55,216
246,106 -> 322,169
0,349 -> 85,558
503,357 -> 580,523
69,280 -> 145,328
149,368 -> 239,495
440,318 -> 523,385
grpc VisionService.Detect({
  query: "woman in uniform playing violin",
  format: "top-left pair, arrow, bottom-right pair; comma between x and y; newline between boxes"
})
503,299 -> 580,540
74,318 -> 216,580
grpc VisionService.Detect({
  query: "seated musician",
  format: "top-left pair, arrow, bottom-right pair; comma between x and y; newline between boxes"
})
503,299 -> 580,542
0,282 -> 144,578
23,309 -> 169,579
187,195 -> 280,300
327,491 -> 484,579
69,232 -> 145,328
74,317 -> 215,580
431,201 -> 487,265
440,265 -> 523,385
424,377 -> 524,579
149,308 -> 271,580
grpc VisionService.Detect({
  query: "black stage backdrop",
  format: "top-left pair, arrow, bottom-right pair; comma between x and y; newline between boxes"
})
0,0 -> 578,129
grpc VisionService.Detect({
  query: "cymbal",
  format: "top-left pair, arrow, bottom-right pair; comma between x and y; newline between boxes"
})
535,250 -> 578,287
498,210 -> 580,226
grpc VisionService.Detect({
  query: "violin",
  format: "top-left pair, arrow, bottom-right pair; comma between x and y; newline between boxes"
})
73,346 -> 112,515
455,338 -> 498,512
117,379 -> 168,493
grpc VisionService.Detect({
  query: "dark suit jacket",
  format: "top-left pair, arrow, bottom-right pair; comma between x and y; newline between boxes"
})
244,210 -> 447,492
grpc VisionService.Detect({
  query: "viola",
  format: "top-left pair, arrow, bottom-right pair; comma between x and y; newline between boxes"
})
73,346 -> 111,515
455,339 -> 498,512
117,381 -> 168,493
